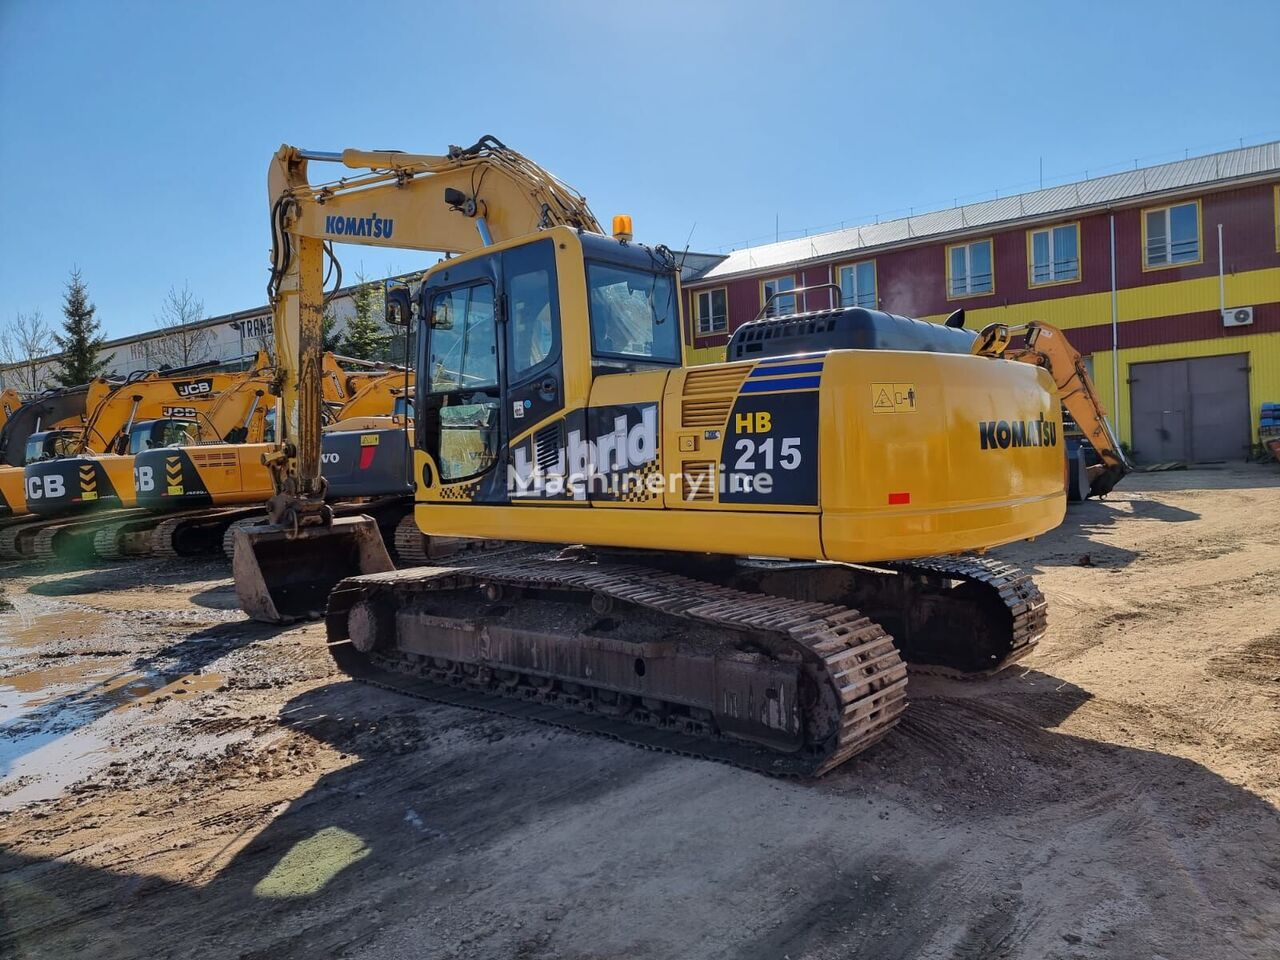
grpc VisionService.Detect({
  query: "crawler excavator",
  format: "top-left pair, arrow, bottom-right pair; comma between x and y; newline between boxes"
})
0,376 -> 131,517
4,355 -> 414,563
235,136 -> 1128,776
0,363 -> 245,560
126,363 -> 418,563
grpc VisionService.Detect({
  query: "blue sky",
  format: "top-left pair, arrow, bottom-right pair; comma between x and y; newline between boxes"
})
1,0 -> 1277,340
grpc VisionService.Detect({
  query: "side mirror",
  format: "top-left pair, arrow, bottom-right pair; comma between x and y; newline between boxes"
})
385,283 -> 413,327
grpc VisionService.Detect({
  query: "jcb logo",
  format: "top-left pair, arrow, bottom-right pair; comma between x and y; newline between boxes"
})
175,379 -> 213,397
26,474 -> 65,500
321,453 -> 341,464
135,465 -> 154,492
162,406 -> 197,418
734,411 -> 772,434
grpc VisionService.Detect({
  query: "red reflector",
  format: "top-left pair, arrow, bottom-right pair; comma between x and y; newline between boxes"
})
888,492 -> 911,505
358,446 -> 376,470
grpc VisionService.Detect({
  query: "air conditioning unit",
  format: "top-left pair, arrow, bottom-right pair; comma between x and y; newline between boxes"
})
1222,306 -> 1254,327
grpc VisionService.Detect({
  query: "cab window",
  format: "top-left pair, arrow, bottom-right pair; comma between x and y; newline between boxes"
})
428,284 -> 497,393
505,240 -> 560,382
586,262 -> 680,364
427,282 -> 501,482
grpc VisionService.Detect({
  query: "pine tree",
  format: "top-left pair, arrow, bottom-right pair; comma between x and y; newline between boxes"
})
53,267 -> 109,386
321,307 -> 340,352
338,277 -> 390,360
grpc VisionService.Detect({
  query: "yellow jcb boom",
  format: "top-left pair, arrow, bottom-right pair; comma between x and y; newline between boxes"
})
238,136 -> 1113,777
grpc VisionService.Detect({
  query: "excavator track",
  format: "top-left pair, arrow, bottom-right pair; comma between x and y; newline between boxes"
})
391,513 -> 430,566
389,513 -> 509,568
0,509 -> 152,563
150,507 -> 264,561
719,553 -> 1046,677
875,555 -> 1047,676
326,551 -> 908,777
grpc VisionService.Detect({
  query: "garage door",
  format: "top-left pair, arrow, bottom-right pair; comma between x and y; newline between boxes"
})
1129,354 -> 1251,462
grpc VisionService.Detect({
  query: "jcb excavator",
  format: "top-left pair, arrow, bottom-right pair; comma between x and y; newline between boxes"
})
235,136 -> 1128,776
0,376 -> 136,517
126,364 -> 417,562
1,355 -> 413,563
0,363 -> 244,559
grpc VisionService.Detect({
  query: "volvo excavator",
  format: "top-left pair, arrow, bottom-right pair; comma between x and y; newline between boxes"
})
234,136 -> 1128,776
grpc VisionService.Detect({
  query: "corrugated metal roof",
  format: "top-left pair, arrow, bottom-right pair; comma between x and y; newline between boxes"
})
692,140 -> 1280,283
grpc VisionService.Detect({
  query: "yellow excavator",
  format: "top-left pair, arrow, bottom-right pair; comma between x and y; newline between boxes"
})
0,377 -> 121,473
0,364 -> 247,559
235,136 -> 1128,776
126,363 -> 417,562
3,355 -> 413,563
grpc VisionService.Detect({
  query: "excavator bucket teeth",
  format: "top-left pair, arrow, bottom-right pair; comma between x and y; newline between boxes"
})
234,515 -> 393,623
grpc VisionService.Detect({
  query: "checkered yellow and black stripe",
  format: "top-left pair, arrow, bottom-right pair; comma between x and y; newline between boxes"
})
439,479 -> 481,501
616,459 -> 662,504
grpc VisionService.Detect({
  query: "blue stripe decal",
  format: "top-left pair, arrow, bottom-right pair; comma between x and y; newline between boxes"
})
748,361 -> 825,377
740,376 -> 822,393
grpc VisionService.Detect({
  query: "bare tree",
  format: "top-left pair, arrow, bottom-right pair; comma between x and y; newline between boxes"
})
0,308 -> 57,394
151,283 -> 214,369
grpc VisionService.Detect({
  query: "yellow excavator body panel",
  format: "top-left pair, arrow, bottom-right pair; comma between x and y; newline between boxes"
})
410,348 -> 1063,562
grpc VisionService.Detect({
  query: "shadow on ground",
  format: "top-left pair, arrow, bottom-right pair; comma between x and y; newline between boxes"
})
3,666 -> 1278,960
25,559 -> 228,597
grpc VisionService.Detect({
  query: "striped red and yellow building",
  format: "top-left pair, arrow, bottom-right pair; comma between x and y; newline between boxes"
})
681,142 -> 1280,463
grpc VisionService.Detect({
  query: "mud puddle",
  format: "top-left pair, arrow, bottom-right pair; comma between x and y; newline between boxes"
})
1,665 -> 227,810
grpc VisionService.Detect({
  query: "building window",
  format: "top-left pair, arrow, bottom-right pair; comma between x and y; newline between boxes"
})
694,288 -> 728,335
946,239 -> 994,297
761,275 -> 796,317
1029,223 -> 1080,285
835,261 -> 877,308
1143,200 -> 1201,268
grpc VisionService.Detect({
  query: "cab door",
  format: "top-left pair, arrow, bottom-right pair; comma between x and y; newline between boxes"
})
501,238 -> 574,502
419,253 -> 507,502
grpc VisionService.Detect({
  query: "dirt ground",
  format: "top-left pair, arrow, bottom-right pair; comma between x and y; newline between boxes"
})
2,465 -> 1278,960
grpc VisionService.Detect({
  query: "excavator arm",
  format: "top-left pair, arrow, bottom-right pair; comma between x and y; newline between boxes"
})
973,321 -> 1130,497
263,135 -> 598,524
238,136 -> 601,621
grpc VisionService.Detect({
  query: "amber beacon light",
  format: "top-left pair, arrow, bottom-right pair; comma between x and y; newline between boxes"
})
612,214 -> 633,242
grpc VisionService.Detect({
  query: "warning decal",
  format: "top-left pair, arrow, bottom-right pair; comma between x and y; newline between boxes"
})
871,382 -> 917,414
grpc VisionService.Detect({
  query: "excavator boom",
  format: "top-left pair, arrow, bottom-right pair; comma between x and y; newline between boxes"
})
973,320 -> 1131,497
238,137 -> 601,621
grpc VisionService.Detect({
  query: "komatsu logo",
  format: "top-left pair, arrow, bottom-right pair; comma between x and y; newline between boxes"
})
324,213 -> 395,239
979,415 -> 1058,450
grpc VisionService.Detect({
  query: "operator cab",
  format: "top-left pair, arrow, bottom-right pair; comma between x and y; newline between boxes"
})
23,429 -> 78,464
413,229 -> 679,494
127,418 -> 200,453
